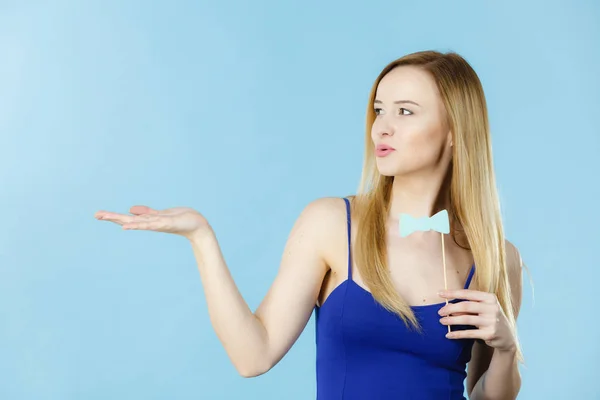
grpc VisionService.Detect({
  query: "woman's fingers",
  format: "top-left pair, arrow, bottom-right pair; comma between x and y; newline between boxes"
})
96,206 -> 163,223
129,205 -> 161,215
122,214 -> 164,230
95,211 -> 130,225
129,205 -> 193,216
440,314 -> 486,327
96,211 -> 149,227
96,210 -> 169,232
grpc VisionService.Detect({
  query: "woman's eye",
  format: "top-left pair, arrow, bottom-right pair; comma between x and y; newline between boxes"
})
374,107 -> 412,116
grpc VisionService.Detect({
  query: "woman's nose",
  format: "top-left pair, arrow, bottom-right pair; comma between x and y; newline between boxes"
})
375,125 -> 394,138
373,118 -> 395,138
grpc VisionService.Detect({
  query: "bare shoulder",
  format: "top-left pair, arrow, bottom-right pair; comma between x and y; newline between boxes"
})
297,196 -> 352,270
504,239 -> 524,318
296,197 -> 347,234
300,196 -> 347,218
292,196 -> 346,241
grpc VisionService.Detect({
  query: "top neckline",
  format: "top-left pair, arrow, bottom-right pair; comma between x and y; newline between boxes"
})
316,276 -> 470,311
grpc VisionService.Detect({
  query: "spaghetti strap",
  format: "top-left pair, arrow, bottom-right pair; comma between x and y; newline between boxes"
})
463,264 -> 475,289
343,197 -> 352,281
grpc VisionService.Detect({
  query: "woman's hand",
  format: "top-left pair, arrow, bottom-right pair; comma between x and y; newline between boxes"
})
437,289 -> 516,353
94,205 -> 212,240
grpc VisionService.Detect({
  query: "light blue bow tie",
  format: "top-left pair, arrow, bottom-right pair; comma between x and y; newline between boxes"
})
399,209 -> 450,238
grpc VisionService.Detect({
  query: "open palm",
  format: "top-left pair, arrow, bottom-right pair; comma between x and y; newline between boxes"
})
94,205 -> 210,239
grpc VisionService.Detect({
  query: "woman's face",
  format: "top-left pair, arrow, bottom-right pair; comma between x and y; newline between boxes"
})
371,66 -> 452,177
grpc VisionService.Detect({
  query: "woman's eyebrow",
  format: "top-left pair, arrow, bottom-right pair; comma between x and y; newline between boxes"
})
373,99 -> 421,107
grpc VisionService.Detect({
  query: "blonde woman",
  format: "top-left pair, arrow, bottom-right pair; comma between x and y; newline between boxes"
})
96,50 -> 525,399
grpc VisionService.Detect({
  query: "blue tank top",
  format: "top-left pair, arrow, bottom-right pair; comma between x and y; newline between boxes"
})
315,197 -> 476,399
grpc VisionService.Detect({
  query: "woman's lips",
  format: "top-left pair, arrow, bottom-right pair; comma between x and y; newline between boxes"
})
375,144 -> 395,157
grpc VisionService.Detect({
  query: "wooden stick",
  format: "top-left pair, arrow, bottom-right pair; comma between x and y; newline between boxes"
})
441,231 -> 450,334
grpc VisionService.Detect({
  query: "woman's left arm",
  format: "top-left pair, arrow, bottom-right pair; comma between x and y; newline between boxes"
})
438,241 -> 524,400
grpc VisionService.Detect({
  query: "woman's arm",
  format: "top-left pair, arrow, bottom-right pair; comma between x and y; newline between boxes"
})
466,241 -> 524,399
189,197 -> 338,377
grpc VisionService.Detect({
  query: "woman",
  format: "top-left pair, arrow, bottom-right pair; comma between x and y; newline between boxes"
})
95,50 -> 525,399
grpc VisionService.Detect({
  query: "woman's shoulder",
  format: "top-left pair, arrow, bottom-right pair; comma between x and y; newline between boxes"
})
301,195 -> 355,216
296,196 -> 354,265
298,196 -> 351,229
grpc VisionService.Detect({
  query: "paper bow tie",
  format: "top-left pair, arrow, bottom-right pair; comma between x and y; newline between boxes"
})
399,209 -> 450,238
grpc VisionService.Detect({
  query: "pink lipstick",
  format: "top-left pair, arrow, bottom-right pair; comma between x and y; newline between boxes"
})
375,144 -> 395,157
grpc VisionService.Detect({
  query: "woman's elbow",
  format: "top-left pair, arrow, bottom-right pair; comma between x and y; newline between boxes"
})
235,358 -> 273,378
237,365 -> 270,378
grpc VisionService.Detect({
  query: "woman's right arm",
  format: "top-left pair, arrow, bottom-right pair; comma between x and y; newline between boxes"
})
189,197 -> 339,377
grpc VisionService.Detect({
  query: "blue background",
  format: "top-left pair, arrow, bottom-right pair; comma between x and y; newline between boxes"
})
1,1 -> 598,399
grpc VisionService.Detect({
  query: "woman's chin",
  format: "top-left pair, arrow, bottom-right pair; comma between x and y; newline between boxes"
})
377,170 -> 398,178
375,165 -> 402,177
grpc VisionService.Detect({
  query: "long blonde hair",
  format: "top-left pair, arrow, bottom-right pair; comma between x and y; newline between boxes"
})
349,50 -> 524,363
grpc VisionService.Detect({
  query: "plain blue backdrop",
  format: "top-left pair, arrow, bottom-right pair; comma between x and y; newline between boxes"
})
1,0 -> 599,399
